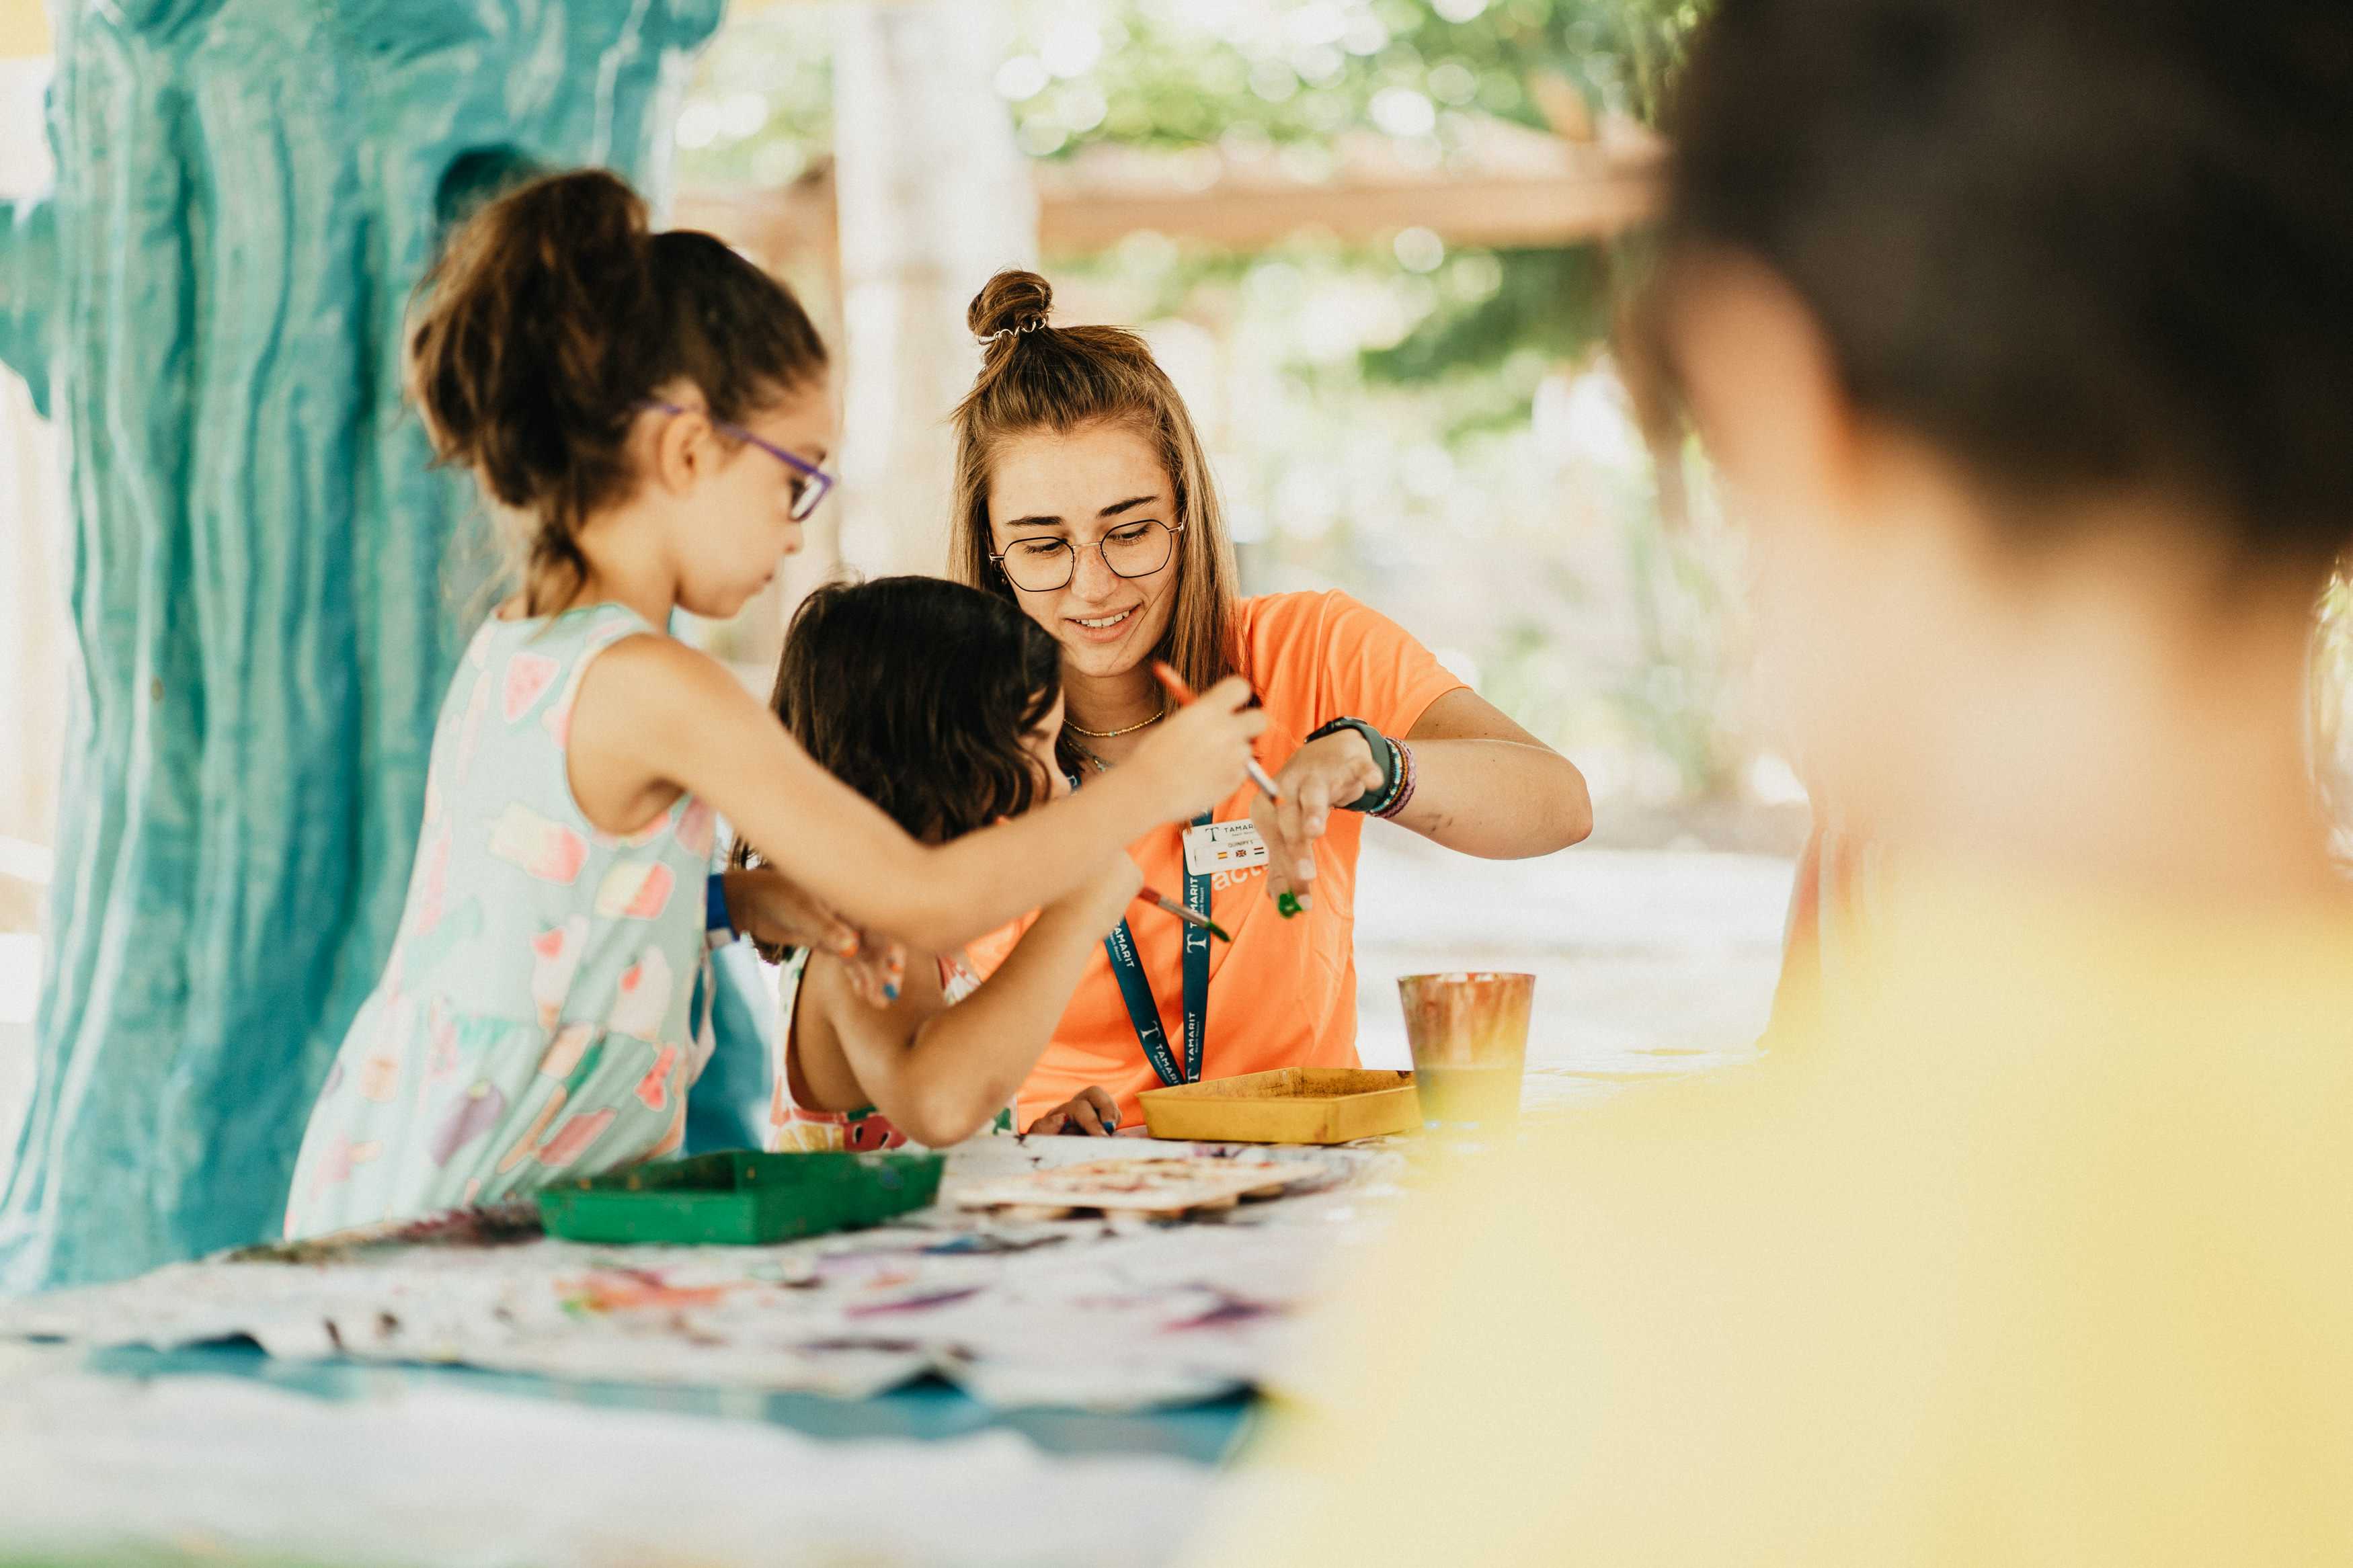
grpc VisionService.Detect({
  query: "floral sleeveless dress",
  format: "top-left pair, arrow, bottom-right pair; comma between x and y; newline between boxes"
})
285,604 -> 717,1237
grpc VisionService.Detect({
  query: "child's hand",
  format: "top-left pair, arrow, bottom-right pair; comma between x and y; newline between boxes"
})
723,866 -> 907,1001
1025,1086 -> 1122,1136
1128,675 -> 1267,820
840,936 -> 910,1008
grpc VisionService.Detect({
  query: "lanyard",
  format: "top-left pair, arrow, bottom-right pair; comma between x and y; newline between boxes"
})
1102,811 -> 1213,1087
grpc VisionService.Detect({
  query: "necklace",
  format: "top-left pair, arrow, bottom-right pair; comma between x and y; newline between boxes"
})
1069,739 -> 1112,774
1066,703 -> 1167,740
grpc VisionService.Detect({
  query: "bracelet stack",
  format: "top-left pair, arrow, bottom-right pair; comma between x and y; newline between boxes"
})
1369,737 -> 1417,819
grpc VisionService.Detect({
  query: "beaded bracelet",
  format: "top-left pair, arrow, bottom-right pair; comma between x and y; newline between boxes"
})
1372,739 -> 1418,820
1359,736 -> 1403,816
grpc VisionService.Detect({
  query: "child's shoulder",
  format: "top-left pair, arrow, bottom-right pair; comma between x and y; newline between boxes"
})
509,600 -> 664,647
544,614 -> 720,710
458,601 -> 668,674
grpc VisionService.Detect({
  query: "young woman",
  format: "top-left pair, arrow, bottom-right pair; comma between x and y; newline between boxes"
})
951,272 -> 1593,1132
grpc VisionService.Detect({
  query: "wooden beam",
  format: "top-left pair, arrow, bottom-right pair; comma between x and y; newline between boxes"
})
684,155 -> 1660,267
1036,164 -> 1659,253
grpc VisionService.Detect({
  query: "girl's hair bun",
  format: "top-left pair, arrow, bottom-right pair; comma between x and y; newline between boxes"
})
969,269 -> 1053,342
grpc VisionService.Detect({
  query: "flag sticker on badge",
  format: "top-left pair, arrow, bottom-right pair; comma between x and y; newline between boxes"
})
1183,819 -> 1271,878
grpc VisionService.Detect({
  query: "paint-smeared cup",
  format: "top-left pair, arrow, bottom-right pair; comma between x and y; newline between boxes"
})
1398,971 -> 1533,1135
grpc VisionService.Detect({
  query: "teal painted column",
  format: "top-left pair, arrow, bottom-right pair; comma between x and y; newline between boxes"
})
0,0 -> 733,1290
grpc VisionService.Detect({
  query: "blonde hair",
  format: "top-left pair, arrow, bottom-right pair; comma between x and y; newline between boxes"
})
949,270 -> 1240,707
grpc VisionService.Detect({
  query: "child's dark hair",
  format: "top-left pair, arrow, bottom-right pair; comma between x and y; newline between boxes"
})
735,577 -> 1064,958
1663,0 -> 2353,571
408,167 -> 828,611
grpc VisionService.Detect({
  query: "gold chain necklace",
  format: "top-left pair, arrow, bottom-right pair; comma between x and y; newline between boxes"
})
1066,704 -> 1167,740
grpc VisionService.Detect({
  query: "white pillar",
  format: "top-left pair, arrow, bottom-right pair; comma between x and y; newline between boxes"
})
827,0 -> 1035,583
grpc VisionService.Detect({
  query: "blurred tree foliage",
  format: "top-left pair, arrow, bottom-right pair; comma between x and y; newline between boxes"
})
989,0 -> 1707,385
1000,0 -> 1704,157
1360,245 -> 1613,390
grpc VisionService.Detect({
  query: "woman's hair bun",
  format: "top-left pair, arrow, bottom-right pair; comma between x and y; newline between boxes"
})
969,269 -> 1053,341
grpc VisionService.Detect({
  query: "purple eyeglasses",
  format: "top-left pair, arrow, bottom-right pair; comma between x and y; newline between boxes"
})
640,400 -> 836,521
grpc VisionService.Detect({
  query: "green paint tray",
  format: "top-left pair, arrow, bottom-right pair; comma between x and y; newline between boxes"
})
536,1149 -> 944,1245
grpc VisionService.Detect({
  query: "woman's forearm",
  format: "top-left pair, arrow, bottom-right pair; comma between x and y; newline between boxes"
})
1388,737 -> 1593,858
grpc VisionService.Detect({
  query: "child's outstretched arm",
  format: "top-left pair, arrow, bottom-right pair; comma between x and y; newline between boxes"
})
571,636 -> 1259,954
805,854 -> 1141,1147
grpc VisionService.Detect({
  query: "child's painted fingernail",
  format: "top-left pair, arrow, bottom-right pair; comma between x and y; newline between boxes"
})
883,983 -> 900,1002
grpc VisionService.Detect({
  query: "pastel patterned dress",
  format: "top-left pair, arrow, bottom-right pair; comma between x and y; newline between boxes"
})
285,604 -> 717,1237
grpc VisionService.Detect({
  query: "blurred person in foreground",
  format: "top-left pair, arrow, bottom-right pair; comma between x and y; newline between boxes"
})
1192,0 -> 2353,1561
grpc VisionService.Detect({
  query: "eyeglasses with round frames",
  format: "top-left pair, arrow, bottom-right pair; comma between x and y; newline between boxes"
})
990,520 -> 1184,592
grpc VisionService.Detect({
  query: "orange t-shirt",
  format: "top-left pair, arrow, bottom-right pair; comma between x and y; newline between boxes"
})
1012,590 -> 1465,1128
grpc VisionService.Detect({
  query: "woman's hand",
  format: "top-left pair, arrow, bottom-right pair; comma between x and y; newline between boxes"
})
1025,1085 -> 1123,1137
1248,729 -> 1387,913
1125,675 -> 1268,821
723,866 -> 908,1004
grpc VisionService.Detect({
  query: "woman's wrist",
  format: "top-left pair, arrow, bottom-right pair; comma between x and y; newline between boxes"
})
1371,739 -> 1417,820
1306,716 -> 1397,811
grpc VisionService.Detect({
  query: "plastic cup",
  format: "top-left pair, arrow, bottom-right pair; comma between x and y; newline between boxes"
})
1398,971 -> 1533,1136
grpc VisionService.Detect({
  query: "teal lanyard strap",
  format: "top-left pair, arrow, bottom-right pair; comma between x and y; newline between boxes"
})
1101,811 -> 1212,1087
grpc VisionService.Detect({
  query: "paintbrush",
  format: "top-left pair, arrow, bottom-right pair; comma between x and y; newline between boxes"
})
1137,886 -> 1231,942
1150,661 -> 1283,802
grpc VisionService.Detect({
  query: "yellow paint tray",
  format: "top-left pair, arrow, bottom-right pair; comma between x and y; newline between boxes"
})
1138,1067 -> 1421,1145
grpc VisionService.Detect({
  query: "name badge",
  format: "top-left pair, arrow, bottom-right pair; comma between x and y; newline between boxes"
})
1183,819 -> 1269,878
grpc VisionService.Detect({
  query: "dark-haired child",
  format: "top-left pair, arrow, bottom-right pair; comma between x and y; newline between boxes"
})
283,171 -> 1263,1235
750,577 -> 1137,1151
